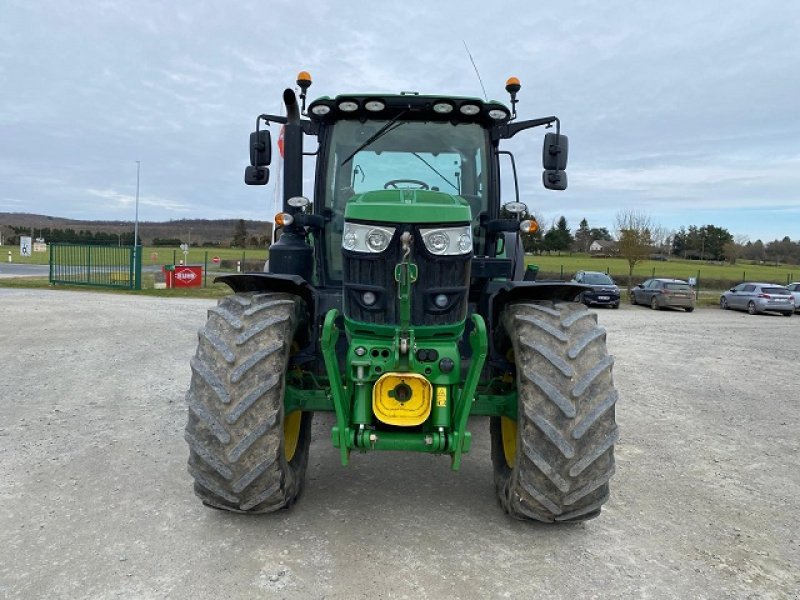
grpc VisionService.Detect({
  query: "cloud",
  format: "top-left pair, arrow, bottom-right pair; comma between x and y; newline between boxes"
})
86,188 -> 192,212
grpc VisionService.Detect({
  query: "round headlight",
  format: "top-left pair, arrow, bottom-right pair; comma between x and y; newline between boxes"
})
433,102 -> 454,114
366,229 -> 389,252
310,104 -> 331,116
362,291 -> 377,306
287,196 -> 310,208
364,100 -> 385,112
434,294 -> 448,308
488,109 -> 508,120
458,233 -> 471,252
459,103 -> 480,116
343,231 -> 357,250
426,231 -> 449,254
338,100 -> 359,112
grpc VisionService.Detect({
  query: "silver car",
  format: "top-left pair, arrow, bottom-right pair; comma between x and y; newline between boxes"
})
787,282 -> 800,313
720,282 -> 794,317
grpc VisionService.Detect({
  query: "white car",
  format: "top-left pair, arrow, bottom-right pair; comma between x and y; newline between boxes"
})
787,282 -> 800,312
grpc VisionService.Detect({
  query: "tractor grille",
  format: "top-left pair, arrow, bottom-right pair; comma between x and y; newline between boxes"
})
343,227 -> 470,326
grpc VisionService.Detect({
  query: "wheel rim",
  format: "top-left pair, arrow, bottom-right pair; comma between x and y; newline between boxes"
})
651,297 -> 658,309
721,298 -> 727,309
748,302 -> 756,315
500,416 -> 517,468
284,410 -> 302,462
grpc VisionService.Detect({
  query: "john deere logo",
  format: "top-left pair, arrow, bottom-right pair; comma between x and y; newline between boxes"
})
176,269 -> 197,282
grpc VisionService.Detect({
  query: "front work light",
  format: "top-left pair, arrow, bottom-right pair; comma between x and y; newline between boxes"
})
342,223 -> 396,253
420,226 -> 472,255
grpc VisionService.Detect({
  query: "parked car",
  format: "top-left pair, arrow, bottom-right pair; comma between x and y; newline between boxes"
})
630,278 -> 695,312
787,282 -> 800,312
572,271 -> 620,308
720,282 -> 793,316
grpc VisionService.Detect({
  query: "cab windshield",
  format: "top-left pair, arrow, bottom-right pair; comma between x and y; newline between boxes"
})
320,119 -> 489,282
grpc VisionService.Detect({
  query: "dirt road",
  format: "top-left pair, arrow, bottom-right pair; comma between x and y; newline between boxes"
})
1,289 -> 798,599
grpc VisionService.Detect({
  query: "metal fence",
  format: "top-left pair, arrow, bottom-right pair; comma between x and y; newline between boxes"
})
49,244 -> 142,290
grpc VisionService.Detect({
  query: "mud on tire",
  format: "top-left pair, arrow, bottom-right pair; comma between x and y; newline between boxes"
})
185,292 -> 312,513
491,301 -> 618,522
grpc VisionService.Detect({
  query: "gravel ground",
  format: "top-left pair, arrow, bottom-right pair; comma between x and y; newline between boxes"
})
0,288 -> 798,599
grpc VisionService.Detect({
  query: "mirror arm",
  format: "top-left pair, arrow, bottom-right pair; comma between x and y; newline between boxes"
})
493,116 -> 558,141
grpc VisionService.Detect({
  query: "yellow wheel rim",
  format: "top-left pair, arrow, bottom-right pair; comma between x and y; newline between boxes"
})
284,410 -> 302,462
501,416 -> 517,468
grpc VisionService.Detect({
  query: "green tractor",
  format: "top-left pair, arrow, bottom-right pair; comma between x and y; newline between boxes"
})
185,72 -> 617,522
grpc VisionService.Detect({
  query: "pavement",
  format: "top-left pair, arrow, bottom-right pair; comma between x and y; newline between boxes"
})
0,289 -> 798,599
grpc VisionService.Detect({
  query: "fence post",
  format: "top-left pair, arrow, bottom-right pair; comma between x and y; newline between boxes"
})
204,251 -> 208,288
173,249 -> 177,265
652,267 -> 655,277
743,271 -> 746,282
560,265 -> 564,280
137,245 -> 143,290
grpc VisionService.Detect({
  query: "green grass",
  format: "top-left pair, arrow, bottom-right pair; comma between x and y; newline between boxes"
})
4,244 -> 797,299
0,274 -> 230,299
0,244 -> 267,267
525,254 -> 798,286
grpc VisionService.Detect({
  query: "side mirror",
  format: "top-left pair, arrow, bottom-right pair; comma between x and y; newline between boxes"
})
729,288 -> 736,292
542,133 -> 568,170
244,166 -> 269,186
249,130 -> 272,167
636,284 -> 643,289
543,170 -> 567,191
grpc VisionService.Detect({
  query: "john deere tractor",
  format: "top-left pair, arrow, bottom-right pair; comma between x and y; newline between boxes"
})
185,72 -> 617,522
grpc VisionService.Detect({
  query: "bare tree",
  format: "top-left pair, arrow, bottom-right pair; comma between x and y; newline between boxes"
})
615,209 -> 655,293
724,233 -> 750,264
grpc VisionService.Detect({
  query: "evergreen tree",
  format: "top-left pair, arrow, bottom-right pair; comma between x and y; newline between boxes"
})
231,219 -> 248,248
574,218 -> 592,252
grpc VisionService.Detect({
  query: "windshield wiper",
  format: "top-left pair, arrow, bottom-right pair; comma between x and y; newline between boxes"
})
411,152 -> 459,192
340,109 -> 408,166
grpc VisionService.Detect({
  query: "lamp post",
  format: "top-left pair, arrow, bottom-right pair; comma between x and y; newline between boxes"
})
134,161 -> 140,248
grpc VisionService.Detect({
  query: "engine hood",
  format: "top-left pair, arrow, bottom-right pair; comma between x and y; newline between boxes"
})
344,189 -> 472,224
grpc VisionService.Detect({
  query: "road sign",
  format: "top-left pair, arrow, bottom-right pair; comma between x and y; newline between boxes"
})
20,236 -> 31,257
180,243 -> 188,252
211,256 -> 221,264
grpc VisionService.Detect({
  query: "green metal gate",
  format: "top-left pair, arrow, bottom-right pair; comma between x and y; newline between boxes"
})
49,244 -> 143,290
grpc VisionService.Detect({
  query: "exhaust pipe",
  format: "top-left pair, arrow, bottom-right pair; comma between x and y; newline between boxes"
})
283,89 -> 300,123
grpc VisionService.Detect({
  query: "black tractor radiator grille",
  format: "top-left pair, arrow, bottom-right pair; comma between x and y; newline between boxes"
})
343,228 -> 470,326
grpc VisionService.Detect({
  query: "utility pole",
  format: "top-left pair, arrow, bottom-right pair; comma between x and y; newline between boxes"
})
134,161 -> 141,248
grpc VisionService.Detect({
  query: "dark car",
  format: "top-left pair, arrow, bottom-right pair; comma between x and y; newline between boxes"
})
573,271 -> 620,308
631,278 -> 695,312
720,282 -> 793,316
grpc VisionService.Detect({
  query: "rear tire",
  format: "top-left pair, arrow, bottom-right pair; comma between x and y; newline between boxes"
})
185,292 -> 313,513
783,311 -> 792,317
685,307 -> 694,313
650,296 -> 659,310
748,301 -> 757,315
491,301 -> 617,522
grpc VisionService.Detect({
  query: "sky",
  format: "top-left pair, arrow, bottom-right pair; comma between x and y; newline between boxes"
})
1,0 -> 798,242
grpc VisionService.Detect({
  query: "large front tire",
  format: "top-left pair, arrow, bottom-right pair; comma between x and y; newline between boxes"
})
491,301 -> 618,522
185,292 -> 313,513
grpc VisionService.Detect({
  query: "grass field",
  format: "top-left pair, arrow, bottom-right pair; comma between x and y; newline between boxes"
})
0,244 -> 267,267
525,254 -> 798,287
3,244 -> 798,301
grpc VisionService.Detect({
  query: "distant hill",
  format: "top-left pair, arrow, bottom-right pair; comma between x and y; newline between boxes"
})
0,213 -> 273,246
